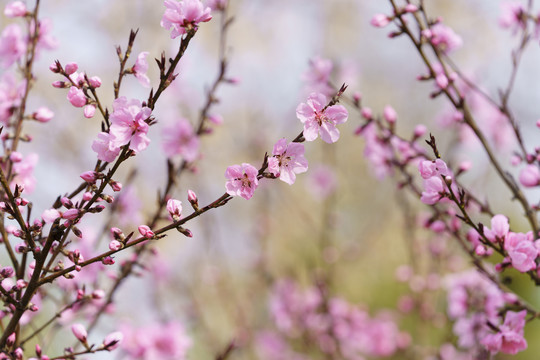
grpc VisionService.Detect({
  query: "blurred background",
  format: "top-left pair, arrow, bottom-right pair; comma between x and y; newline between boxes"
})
4,0 -> 540,358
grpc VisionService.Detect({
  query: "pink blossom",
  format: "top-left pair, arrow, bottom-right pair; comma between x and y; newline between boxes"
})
88,76 -> 102,88
10,152 -> 22,162
62,209 -> 80,220
383,105 -> 397,123
420,176 -> 445,205
83,104 -> 96,118
119,322 -> 191,359
207,113 -> 223,125
360,122 -> 393,179
429,23 -> 463,53
109,97 -> 151,153
371,14 -> 390,28
4,2 -> 27,17
418,159 -> 452,179
302,56 -> 333,96
296,93 -> 348,144
71,324 -> 88,343
519,164 -> 540,187
0,73 -> 24,124
161,0 -> 213,39
41,209 -> 60,223
33,107 -> 54,122
133,52 -> 150,88
0,24 -> 26,68
484,214 -> 510,243
67,86 -> 87,107
504,232 -> 538,272
482,310 -> 527,355
167,198 -> 182,220
138,225 -> 155,238
267,138 -> 308,185
80,171 -> 98,184
109,240 -> 122,251
102,256 -> 115,265
92,132 -> 121,162
64,62 -> 78,75
12,153 -> 38,193
206,0 -> 227,11
187,189 -> 198,206
103,331 -> 123,350
499,2 -> 526,33
162,118 -> 199,162
225,163 -> 259,200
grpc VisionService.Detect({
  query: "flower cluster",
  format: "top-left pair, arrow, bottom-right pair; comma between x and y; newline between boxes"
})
262,280 -> 410,359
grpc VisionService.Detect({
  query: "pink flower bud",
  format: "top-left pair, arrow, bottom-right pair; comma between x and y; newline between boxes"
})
61,197 -> 73,208
13,348 -> 22,360
83,192 -> 93,201
109,240 -> 122,251
71,323 -> 88,343
227,77 -> 240,84
109,180 -> 122,192
110,227 -> 125,241
102,256 -> 115,265
435,73 -> 448,89
9,151 -> 22,162
187,189 -> 198,204
4,2 -> 27,17
62,209 -> 80,220
88,76 -> 102,88
15,279 -> 26,289
64,62 -> 78,75
208,114 -> 223,125
41,209 -> 60,223
83,104 -> 96,118
519,164 -> 540,187
92,289 -> 105,299
102,331 -> 123,350
6,333 -> 15,347
52,81 -> 66,88
167,199 -> 182,220
1,266 -> 14,278
49,61 -> 61,73
383,105 -> 397,123
361,107 -> 372,120
404,4 -> 418,12
35,344 -> 42,357
67,86 -> 86,107
371,13 -> 390,27
80,171 -> 98,183
138,225 -> 154,238
413,124 -> 427,138
33,107 -> 54,122
458,160 -> 472,172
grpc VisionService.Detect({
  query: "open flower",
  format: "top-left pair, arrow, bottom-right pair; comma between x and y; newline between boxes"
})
161,0 -> 212,39
296,93 -> 348,143
225,163 -> 259,200
109,96 -> 152,153
267,138 -> 308,185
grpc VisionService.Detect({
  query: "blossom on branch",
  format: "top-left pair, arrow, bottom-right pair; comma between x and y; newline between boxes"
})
267,138 -> 308,185
296,93 -> 348,144
225,163 -> 259,200
161,0 -> 212,39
